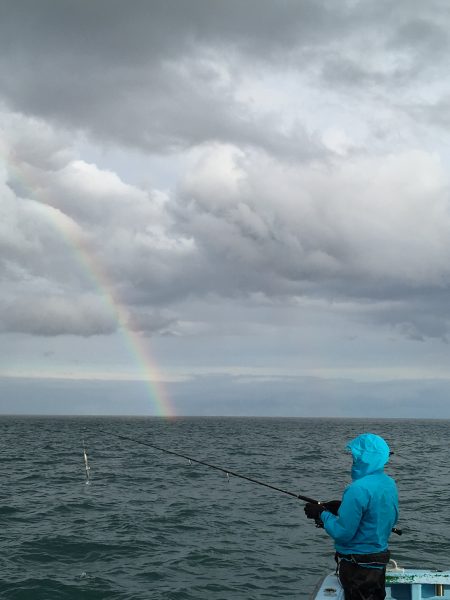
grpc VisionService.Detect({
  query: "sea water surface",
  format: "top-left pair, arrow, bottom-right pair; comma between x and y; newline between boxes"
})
0,417 -> 449,599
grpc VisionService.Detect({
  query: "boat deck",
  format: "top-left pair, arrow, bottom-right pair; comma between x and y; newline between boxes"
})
311,566 -> 450,600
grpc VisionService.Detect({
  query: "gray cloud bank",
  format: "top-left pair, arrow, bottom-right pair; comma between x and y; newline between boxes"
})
2,374 -> 450,418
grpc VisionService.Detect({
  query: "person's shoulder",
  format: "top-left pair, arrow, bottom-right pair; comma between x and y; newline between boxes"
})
350,471 -> 392,491
379,471 -> 397,485
344,479 -> 371,501
383,472 -> 399,490
366,471 -> 398,494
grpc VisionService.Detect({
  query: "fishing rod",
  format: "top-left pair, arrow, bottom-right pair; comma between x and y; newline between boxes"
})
96,428 -> 402,535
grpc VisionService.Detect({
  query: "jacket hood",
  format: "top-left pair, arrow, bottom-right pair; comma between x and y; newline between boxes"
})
347,433 -> 390,480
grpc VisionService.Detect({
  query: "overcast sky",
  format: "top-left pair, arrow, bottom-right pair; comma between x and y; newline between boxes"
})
2,0 -> 450,416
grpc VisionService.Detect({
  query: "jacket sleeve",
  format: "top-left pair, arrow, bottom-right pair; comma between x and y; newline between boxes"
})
320,484 -> 368,544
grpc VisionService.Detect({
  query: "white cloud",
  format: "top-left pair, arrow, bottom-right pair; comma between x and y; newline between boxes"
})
3,103 -> 450,341
179,144 -> 450,287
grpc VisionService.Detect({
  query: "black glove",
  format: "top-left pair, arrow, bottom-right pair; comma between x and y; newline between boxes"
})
322,500 -> 341,516
304,502 -> 325,520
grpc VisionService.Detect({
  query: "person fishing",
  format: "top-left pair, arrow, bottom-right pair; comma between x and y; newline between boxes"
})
304,433 -> 399,600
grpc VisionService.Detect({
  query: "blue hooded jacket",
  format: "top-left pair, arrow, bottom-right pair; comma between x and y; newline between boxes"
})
321,433 -> 399,555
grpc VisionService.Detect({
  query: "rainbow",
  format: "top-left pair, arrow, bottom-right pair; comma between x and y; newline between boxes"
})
2,148 -> 176,417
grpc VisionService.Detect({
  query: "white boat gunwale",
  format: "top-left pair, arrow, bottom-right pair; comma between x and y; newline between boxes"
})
311,563 -> 450,600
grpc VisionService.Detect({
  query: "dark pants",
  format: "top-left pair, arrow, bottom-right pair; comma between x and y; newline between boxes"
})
338,560 -> 387,600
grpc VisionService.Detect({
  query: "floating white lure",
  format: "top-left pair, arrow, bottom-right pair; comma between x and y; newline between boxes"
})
83,439 -> 91,485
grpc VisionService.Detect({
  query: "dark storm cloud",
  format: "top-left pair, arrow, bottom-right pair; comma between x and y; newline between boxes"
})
388,16 -> 450,57
126,308 -> 178,336
1,0 -> 448,156
0,294 -> 116,337
366,290 -> 450,342
0,0 -> 335,156
0,0 -> 336,69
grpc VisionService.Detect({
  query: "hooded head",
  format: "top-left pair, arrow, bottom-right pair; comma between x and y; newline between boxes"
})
346,433 -> 390,480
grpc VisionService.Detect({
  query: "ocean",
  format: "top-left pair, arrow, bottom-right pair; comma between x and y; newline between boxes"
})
0,416 -> 449,599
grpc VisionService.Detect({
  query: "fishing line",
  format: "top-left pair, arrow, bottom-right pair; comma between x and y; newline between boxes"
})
97,428 -> 316,503
95,428 -> 402,535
